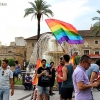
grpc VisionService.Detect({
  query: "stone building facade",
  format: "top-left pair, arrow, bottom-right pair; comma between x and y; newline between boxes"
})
0,46 -> 26,67
25,36 -> 37,62
0,37 -> 27,67
0,30 -> 100,67
25,30 -> 100,62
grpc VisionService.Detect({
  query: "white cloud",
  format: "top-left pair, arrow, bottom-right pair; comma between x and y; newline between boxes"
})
0,0 -> 94,45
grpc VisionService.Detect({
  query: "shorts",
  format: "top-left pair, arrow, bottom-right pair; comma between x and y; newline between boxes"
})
38,86 -> 50,95
61,87 -> 74,99
58,82 -> 62,94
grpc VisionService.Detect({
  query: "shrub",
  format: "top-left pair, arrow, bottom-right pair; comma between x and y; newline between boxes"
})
7,59 -> 15,66
75,56 -> 81,65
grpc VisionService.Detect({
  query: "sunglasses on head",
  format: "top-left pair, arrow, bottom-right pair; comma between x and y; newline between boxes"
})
60,57 -> 63,60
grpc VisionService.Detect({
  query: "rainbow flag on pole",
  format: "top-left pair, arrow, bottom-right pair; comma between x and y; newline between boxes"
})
45,19 -> 83,44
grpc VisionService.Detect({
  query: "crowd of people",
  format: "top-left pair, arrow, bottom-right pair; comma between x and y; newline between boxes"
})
0,54 -> 100,100
32,54 -> 100,100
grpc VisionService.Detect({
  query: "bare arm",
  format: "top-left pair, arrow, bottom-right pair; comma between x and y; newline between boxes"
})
10,78 -> 14,96
46,74 -> 52,78
18,64 -> 21,69
73,65 -> 76,70
58,67 -> 67,81
37,71 -> 45,78
90,72 -> 97,83
25,79 -> 28,83
77,81 -> 100,90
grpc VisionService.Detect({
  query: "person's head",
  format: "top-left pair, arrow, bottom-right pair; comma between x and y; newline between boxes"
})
50,62 -> 54,67
63,54 -> 70,63
80,55 -> 92,70
27,73 -> 30,76
95,59 -> 100,69
41,59 -> 46,67
59,57 -> 65,66
15,60 -> 18,65
2,60 -> 8,69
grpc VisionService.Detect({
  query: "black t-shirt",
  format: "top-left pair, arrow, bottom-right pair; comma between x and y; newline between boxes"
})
37,67 -> 51,87
50,67 -> 56,80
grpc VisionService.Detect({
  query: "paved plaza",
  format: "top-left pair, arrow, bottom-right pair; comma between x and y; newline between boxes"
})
10,89 -> 100,100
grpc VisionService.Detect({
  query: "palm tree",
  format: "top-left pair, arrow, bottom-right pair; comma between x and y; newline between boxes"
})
92,10 -> 100,36
24,0 -> 54,40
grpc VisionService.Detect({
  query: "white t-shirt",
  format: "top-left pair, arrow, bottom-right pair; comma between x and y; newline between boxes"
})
0,67 -> 13,89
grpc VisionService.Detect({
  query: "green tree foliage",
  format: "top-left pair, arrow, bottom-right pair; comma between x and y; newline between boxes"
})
7,59 -> 15,66
92,10 -> 100,36
74,56 -> 81,65
24,0 -> 54,40
26,61 -> 29,66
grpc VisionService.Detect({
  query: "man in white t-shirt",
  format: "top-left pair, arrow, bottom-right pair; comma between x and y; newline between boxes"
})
0,60 -> 14,100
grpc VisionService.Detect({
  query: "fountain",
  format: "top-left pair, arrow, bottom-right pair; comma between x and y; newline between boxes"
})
27,33 -> 79,71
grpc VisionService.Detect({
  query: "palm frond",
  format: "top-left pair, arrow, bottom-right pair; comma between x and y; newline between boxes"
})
28,2 -> 37,11
41,9 -> 54,17
91,26 -> 100,37
94,31 -> 99,37
97,10 -> 100,14
24,0 -> 54,40
24,8 -> 34,17
92,9 -> 100,36
93,22 -> 100,27
31,14 -> 36,20
92,17 -> 100,20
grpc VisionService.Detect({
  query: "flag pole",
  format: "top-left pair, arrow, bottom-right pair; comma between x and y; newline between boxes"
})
59,44 -> 68,54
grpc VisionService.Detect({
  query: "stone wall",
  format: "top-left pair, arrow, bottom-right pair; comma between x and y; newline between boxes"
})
25,40 -> 37,61
0,46 -> 26,68
78,37 -> 100,55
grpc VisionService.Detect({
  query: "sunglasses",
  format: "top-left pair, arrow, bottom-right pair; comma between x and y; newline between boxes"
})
60,57 -> 63,60
2,71 -> 4,76
85,61 -> 91,65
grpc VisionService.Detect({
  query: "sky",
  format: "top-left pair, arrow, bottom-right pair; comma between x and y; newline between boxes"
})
0,0 -> 100,45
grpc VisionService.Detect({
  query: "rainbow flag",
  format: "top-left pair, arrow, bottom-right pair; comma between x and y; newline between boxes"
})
36,59 -> 42,69
70,55 -> 75,66
45,19 -> 83,44
32,59 -> 42,85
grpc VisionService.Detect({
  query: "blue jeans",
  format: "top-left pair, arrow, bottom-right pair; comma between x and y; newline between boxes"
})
23,82 -> 32,90
0,89 -> 10,100
58,82 -> 62,94
38,86 -> 50,95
